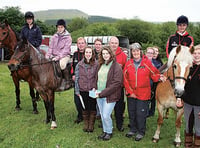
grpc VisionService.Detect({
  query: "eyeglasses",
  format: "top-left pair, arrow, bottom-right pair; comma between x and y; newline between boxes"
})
146,52 -> 154,54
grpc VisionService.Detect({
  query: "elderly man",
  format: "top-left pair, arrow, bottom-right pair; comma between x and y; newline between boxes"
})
109,36 -> 127,131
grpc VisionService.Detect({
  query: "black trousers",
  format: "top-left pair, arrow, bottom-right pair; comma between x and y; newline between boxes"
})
127,97 -> 149,136
74,90 -> 83,120
114,88 -> 125,129
80,91 -> 96,111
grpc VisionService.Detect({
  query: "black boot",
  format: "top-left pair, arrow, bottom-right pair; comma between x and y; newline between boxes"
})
61,68 -> 72,90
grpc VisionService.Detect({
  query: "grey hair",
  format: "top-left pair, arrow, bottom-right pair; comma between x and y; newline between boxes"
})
130,43 -> 142,50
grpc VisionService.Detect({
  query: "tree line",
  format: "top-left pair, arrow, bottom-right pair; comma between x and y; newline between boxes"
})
1,6 -> 200,57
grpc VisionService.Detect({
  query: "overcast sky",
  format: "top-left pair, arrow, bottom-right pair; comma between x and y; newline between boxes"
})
1,0 -> 199,22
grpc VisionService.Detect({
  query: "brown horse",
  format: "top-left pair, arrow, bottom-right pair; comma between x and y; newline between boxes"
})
0,20 -> 39,113
152,45 -> 193,147
8,39 -> 72,129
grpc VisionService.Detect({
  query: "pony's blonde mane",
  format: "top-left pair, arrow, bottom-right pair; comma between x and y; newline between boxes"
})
167,46 -> 193,67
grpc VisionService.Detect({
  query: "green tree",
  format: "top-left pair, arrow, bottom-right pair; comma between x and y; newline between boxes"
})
116,19 -> 155,44
36,20 -> 55,35
71,23 -> 120,42
0,6 -> 24,32
67,17 -> 89,32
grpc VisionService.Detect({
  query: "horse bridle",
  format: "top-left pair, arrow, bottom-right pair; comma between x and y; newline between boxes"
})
168,55 -> 187,96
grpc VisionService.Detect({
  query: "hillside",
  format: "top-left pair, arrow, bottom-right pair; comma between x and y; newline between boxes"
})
34,9 -> 89,21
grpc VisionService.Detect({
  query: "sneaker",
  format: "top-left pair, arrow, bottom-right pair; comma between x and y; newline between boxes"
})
98,132 -> 107,140
103,133 -> 112,141
125,131 -> 136,138
135,134 -> 144,141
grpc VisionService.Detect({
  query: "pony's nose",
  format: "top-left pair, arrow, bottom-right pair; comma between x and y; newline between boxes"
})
174,88 -> 184,97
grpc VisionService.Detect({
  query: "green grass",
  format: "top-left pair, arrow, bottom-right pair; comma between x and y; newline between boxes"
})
0,62 -> 185,148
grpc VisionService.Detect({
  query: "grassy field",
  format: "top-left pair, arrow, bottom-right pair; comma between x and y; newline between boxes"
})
0,62 -> 185,148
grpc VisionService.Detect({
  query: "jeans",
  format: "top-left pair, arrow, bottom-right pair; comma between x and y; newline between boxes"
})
97,97 -> 116,134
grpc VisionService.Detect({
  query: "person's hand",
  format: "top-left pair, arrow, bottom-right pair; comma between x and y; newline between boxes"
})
72,75 -> 75,81
176,98 -> 183,108
52,57 -> 58,61
129,93 -> 137,98
159,74 -> 167,82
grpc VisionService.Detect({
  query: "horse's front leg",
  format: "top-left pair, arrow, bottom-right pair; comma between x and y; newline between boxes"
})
174,108 -> 184,147
12,75 -> 21,110
39,91 -> 51,124
48,91 -> 57,129
29,83 -> 39,114
152,101 -> 164,143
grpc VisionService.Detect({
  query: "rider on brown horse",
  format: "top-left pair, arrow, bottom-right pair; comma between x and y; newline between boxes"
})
45,19 -> 72,90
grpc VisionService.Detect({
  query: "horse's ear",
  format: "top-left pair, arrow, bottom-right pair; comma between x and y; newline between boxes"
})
176,45 -> 181,54
190,46 -> 195,54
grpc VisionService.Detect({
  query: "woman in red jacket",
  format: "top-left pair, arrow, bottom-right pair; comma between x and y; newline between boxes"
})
124,43 -> 165,141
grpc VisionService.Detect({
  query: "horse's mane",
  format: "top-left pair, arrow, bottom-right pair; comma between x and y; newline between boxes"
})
167,46 -> 193,67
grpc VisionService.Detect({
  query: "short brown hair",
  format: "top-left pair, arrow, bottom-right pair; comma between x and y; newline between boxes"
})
94,38 -> 102,44
98,46 -> 115,65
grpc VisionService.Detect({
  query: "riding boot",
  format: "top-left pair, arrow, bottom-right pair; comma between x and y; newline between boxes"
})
194,134 -> 200,148
82,111 -> 89,132
184,130 -> 193,148
61,68 -> 72,90
88,111 -> 96,132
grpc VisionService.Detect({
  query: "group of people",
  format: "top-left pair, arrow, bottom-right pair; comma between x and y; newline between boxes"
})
21,11 -> 200,147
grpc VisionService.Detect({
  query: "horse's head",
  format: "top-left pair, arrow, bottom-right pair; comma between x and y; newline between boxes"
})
167,45 -> 193,97
0,20 -> 10,47
8,39 -> 30,72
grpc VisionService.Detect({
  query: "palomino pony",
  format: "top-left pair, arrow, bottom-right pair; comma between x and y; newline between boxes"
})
0,20 -> 39,113
152,45 -> 193,147
8,39 -> 72,129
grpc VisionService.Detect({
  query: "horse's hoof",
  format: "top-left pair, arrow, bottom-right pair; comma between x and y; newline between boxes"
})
152,137 -> 159,143
33,110 -> 39,114
50,126 -> 57,130
15,107 -> 21,111
174,142 -> 181,147
51,121 -> 57,130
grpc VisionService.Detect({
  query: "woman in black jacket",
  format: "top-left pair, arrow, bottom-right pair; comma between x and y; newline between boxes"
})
182,44 -> 200,148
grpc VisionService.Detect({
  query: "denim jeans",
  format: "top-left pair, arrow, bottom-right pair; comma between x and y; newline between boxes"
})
97,97 -> 116,134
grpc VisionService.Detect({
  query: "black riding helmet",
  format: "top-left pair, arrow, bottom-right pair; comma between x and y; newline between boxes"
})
176,15 -> 189,25
25,11 -> 34,20
56,19 -> 66,28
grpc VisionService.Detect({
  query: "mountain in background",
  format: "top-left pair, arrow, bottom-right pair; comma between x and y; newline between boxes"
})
34,9 -> 89,21
34,9 -> 118,25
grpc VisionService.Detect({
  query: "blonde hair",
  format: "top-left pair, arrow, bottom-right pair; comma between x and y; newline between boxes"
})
77,37 -> 86,44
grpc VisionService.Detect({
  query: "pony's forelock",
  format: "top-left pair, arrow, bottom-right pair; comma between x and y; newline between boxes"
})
167,46 -> 193,67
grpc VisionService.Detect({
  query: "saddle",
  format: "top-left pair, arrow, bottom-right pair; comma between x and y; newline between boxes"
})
52,61 -> 73,91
